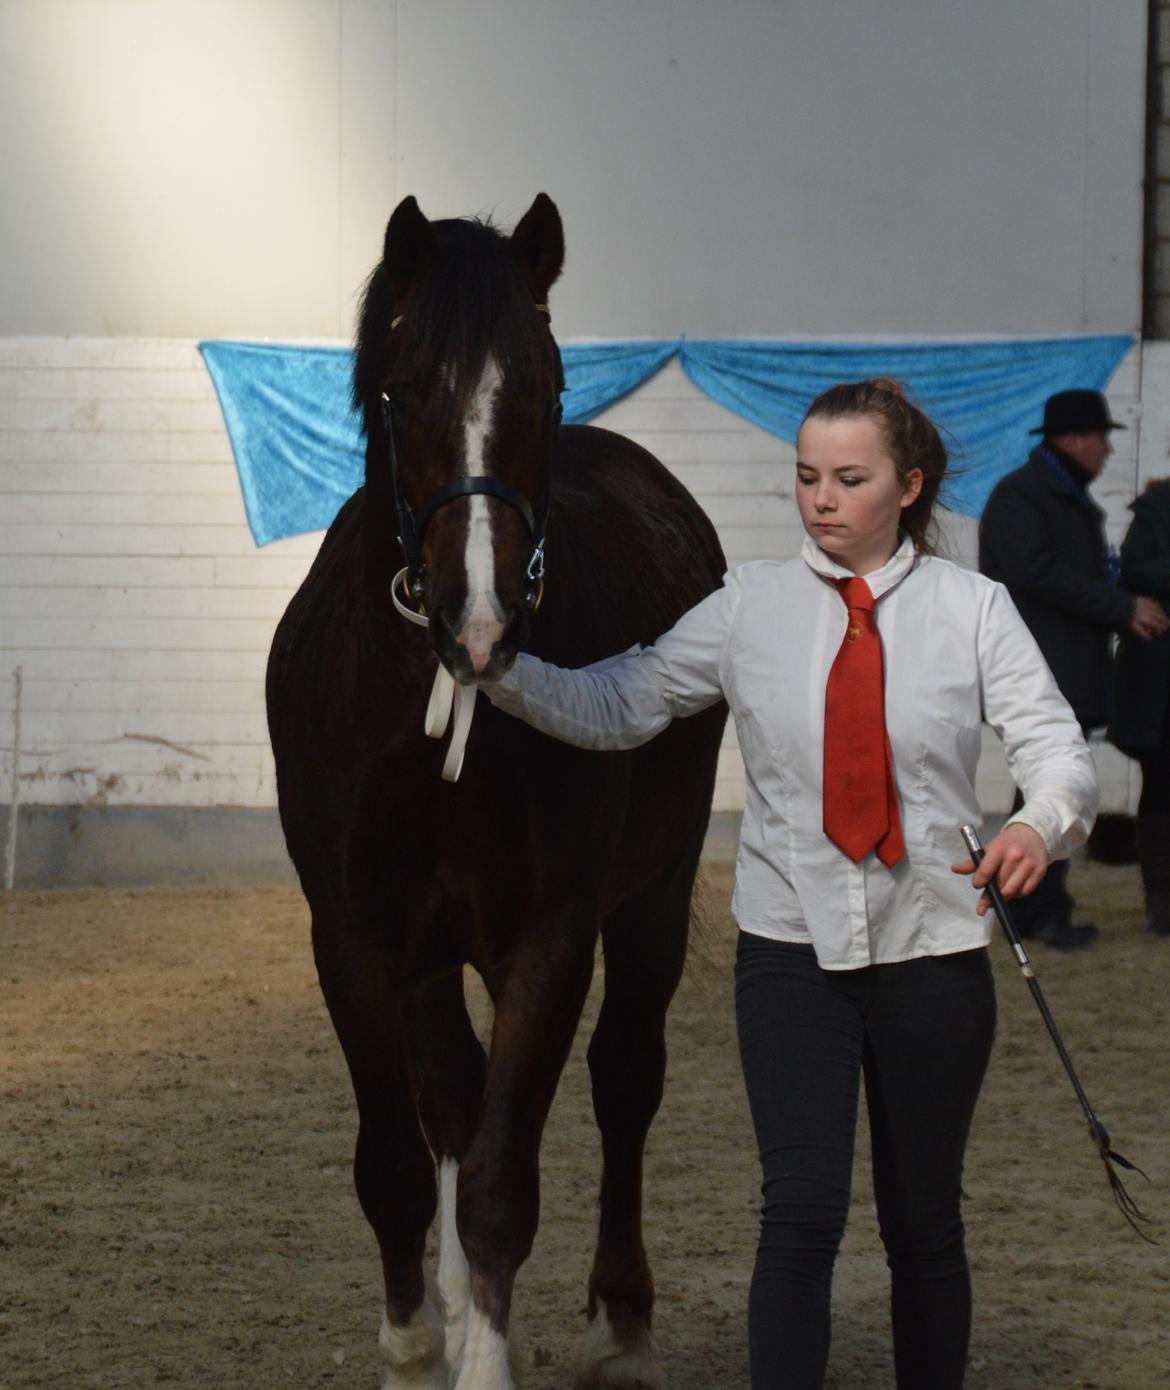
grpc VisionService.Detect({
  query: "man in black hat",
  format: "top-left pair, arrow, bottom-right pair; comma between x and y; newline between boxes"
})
979,389 -> 1169,949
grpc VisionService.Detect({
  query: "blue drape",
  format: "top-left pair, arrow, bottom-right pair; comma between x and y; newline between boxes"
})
560,340 -> 680,421
679,336 -> 1134,517
201,334 -> 1133,546
200,342 -> 359,547
200,338 -> 679,545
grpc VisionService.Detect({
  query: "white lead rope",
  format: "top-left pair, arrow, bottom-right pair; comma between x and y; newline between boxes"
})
391,568 -> 477,782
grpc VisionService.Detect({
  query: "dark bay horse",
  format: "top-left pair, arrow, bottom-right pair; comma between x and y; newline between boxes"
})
266,193 -> 727,1390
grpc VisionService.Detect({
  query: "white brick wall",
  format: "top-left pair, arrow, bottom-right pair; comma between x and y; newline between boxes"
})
0,337 -> 1157,820
0,339 -> 316,810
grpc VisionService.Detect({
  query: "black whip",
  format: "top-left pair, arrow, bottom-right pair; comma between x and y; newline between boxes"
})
960,824 -> 1154,1242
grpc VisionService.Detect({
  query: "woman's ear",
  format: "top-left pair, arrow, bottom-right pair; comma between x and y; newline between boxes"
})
901,468 -> 925,508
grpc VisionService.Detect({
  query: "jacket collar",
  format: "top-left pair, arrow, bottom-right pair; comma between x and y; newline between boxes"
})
1032,442 -> 1094,495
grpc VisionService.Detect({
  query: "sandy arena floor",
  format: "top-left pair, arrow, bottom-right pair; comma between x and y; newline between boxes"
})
2,858 -> 1168,1389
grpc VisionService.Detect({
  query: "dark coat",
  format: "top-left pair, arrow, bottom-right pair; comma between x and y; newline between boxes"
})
1108,481 -> 1170,755
978,448 -> 1134,726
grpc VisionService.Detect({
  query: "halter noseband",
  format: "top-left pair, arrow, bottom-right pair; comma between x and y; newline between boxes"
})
380,304 -> 560,610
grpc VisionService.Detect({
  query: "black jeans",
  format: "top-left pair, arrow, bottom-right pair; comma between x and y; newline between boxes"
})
735,934 -> 997,1390
1138,747 -> 1170,818
1137,700 -> 1170,818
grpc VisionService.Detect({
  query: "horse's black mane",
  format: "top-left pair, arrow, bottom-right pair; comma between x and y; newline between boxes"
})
353,216 -> 547,422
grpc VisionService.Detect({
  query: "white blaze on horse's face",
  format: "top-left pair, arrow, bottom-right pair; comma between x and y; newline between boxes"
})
456,356 -> 507,676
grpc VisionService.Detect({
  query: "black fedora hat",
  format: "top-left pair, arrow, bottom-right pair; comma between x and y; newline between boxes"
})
1030,389 -> 1126,435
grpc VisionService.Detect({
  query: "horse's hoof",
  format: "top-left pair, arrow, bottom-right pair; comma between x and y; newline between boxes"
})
576,1302 -> 665,1390
578,1352 -> 666,1390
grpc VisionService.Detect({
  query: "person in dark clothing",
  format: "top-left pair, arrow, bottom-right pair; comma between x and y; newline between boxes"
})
1108,478 -> 1170,935
979,389 -> 1169,950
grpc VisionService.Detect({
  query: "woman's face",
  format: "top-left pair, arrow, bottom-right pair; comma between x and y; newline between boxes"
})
794,414 -> 923,575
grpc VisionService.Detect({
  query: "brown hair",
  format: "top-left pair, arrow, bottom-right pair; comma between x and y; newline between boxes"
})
802,377 -> 948,554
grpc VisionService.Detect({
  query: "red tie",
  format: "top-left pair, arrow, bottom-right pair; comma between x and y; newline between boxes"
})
822,577 -> 905,867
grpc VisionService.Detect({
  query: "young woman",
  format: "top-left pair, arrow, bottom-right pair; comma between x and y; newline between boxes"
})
483,378 -> 1097,1389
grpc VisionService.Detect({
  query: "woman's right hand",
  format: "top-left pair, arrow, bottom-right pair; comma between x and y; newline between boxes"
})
950,823 -> 1049,917
1129,595 -> 1170,641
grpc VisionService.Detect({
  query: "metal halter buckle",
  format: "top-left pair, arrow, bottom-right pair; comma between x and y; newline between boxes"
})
526,541 -> 546,583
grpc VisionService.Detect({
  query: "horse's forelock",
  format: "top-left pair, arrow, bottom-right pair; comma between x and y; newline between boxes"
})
355,217 -> 546,420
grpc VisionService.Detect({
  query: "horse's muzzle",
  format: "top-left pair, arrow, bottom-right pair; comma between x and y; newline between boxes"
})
433,603 -> 527,684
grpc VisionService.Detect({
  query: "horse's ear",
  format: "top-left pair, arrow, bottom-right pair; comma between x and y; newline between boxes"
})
382,196 -> 435,299
510,193 -> 564,301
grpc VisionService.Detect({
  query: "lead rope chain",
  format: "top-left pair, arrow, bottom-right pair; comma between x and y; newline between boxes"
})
391,568 -> 477,782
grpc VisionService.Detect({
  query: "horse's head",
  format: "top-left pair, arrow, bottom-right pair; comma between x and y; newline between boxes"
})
356,193 -> 565,684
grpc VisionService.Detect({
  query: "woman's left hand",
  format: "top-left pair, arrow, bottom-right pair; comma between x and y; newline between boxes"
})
950,822 -> 1049,917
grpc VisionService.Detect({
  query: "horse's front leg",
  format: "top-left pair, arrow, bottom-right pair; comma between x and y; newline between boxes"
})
577,866 -> 694,1390
453,908 -> 598,1390
408,967 -> 489,1375
312,914 -> 446,1390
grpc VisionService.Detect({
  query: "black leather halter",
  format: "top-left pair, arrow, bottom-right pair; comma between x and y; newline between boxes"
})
379,392 -> 555,601
379,311 -> 562,605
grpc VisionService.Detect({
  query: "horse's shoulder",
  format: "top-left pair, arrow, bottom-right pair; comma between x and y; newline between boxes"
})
554,423 -> 664,476
559,421 -> 641,447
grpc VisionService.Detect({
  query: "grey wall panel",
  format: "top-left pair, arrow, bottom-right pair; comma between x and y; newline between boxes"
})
394,0 -> 1147,338
0,1 -> 1148,338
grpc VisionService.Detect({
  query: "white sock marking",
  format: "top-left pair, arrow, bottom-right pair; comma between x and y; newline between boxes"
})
453,1301 -> 513,1390
578,1297 -> 664,1390
437,1156 -> 471,1371
378,1302 -> 446,1390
